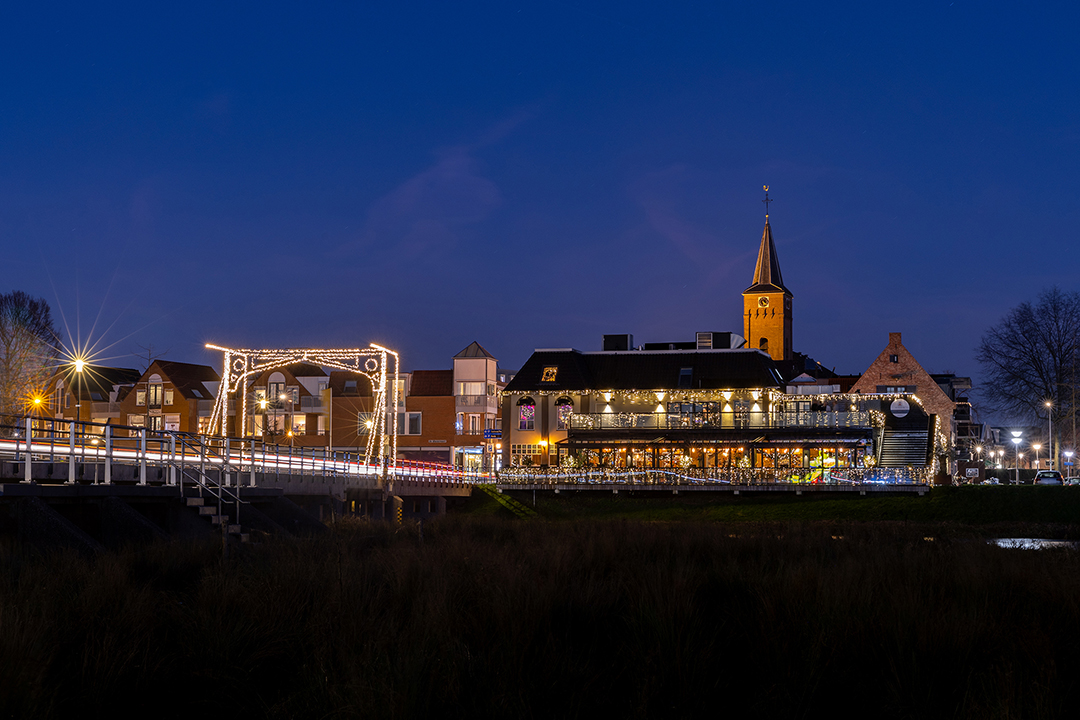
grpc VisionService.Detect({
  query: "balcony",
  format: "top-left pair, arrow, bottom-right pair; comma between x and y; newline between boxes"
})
567,410 -> 874,432
456,394 -> 497,410
90,402 -> 121,417
300,396 -> 325,412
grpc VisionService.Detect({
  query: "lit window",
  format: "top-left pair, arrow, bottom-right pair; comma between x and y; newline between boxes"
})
135,390 -> 146,407
457,381 -> 484,396
541,366 -> 558,383
519,403 -> 535,431
555,397 -> 574,430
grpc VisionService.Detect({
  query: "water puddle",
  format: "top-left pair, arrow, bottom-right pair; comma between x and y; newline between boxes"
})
990,538 -> 1080,550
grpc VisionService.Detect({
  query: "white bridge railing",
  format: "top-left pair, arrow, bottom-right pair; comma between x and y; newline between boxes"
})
0,417 -> 486,486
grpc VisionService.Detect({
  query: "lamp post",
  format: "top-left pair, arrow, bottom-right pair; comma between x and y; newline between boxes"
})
1045,400 -> 1054,470
1033,443 -> 1042,470
1012,433 -> 1023,485
1066,450 -> 1075,478
73,357 -> 86,424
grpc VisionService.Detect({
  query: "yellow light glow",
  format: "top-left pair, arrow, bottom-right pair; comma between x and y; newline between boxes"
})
73,358 -> 86,373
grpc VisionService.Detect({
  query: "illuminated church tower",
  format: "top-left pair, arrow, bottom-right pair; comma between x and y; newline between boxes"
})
742,188 -> 792,361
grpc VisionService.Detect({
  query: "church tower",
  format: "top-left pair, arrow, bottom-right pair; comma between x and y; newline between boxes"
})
742,189 -> 792,361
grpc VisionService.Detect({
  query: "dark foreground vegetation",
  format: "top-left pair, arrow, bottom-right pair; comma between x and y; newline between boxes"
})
2,517 -> 1079,719
504,484 -> 1080,532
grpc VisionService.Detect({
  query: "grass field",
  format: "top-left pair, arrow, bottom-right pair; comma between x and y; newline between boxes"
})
485,485 -> 1080,535
2,508 -> 1080,719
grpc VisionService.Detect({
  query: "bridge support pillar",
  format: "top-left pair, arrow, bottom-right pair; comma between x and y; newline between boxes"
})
390,495 -> 403,525
104,427 -> 112,485
23,417 -> 32,484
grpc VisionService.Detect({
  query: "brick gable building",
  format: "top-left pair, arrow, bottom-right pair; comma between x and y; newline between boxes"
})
850,333 -> 955,420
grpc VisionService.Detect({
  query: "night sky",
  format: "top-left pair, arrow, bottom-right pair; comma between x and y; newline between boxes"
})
3,2 -> 1078,391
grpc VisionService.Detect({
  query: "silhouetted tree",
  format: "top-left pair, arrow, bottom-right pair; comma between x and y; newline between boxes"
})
976,287 -> 1080,449
0,291 -> 60,425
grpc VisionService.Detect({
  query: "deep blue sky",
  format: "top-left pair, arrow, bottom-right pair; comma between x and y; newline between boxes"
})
3,2 -> 1078,391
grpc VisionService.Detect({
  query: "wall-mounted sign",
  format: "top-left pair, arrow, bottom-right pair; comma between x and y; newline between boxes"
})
890,399 -> 910,418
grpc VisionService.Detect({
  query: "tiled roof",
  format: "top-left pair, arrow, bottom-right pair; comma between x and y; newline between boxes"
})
153,360 -> 220,400
327,371 -> 373,397
409,370 -> 453,396
504,349 -> 784,393
61,365 -> 140,400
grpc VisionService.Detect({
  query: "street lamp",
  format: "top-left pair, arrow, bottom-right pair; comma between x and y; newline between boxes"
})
73,357 -> 86,424
1033,443 -> 1042,470
1045,400 -> 1054,470
1066,450 -> 1075,477
1011,433 -> 1023,485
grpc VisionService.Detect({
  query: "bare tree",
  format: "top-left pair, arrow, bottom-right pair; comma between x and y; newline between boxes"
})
976,287 -> 1080,440
0,291 -> 61,424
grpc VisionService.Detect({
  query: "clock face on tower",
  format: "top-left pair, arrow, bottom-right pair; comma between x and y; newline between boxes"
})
757,296 -> 770,308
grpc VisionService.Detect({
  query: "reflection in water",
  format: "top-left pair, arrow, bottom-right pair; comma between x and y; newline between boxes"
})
991,538 -> 1080,550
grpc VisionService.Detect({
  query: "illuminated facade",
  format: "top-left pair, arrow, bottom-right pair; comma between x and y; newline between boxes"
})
501,204 -> 941,481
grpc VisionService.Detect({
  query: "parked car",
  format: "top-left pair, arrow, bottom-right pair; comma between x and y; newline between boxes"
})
1034,470 -> 1064,485
1065,477 -> 1080,486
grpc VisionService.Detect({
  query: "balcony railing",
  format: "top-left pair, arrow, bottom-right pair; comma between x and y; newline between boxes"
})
300,396 -> 324,412
456,394 -> 497,408
567,410 -> 874,431
90,402 -> 121,416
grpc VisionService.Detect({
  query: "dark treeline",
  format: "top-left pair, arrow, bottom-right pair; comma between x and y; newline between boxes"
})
1,518 -> 1078,719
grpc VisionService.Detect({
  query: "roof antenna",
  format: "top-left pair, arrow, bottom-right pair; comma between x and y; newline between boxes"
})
762,185 -> 772,219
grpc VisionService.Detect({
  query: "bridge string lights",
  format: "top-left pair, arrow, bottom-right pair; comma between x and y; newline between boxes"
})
205,344 -> 400,480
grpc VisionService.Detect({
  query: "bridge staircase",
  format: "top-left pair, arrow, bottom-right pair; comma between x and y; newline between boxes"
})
877,430 -> 930,468
476,483 -> 537,519
175,435 -> 251,544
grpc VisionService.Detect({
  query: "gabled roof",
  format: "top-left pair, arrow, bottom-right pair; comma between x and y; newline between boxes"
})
150,360 -> 220,400
327,371 -> 373,397
454,341 -> 495,359
745,219 -> 790,295
60,365 -> 140,400
504,349 -> 784,393
409,369 -> 453,396
278,362 -> 327,378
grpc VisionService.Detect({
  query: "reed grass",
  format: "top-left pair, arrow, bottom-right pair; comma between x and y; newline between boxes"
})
0,518 -> 1078,718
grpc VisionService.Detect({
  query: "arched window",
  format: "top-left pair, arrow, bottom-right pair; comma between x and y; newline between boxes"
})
555,396 -> 574,430
517,396 -> 535,431
759,337 -> 769,353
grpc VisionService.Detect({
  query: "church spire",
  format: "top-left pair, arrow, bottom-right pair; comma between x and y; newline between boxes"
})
745,187 -> 789,294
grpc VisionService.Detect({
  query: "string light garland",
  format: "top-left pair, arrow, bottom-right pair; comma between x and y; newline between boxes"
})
502,386 -> 939,481
205,344 -> 400,481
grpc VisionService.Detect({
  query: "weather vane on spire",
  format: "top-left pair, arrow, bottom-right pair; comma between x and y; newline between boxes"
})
762,185 -> 772,218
